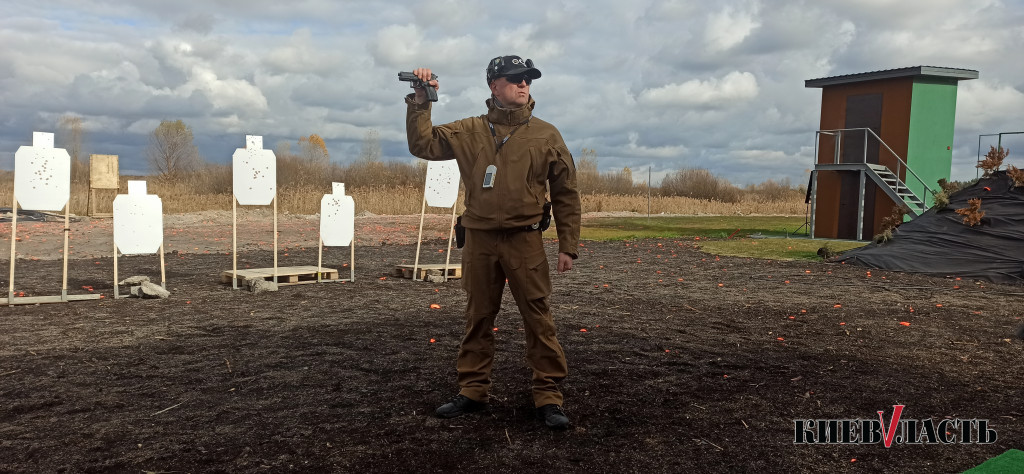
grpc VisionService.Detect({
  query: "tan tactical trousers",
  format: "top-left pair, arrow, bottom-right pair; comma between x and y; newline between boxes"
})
456,228 -> 567,407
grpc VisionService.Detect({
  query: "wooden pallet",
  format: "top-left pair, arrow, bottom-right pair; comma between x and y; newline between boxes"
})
394,263 -> 462,280
221,266 -> 339,286
1,294 -> 102,305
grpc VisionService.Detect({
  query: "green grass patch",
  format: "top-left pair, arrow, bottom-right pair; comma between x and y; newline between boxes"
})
697,238 -> 867,261
557,215 -> 809,241
551,216 -> 866,261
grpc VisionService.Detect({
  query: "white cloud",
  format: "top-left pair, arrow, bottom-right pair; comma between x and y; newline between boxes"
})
638,71 -> 760,107
619,131 -> 689,159
370,24 -> 424,68
185,67 -> 268,114
263,28 -> 345,77
705,3 -> 761,52
956,80 -> 1024,132
0,0 -> 1020,185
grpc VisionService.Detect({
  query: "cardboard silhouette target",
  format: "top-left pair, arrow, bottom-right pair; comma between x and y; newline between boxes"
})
5,132 -> 101,305
88,154 -> 118,217
316,183 -> 355,283
112,181 -> 166,298
226,135 -> 279,289
405,160 -> 461,281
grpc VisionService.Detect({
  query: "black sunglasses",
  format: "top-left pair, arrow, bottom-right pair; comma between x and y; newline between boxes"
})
503,74 -> 532,85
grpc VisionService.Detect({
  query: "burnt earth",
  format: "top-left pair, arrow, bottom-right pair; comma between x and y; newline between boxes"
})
0,237 -> 1021,473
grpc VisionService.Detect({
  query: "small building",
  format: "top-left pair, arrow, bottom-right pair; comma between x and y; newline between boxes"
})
805,66 -> 978,240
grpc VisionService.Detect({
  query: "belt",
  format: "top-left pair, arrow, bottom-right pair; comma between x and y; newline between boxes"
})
499,222 -> 543,234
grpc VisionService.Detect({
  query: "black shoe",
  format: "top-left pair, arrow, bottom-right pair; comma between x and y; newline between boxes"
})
435,395 -> 487,419
537,404 -> 569,429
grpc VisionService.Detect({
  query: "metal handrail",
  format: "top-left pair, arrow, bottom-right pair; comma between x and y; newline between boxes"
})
977,132 -> 1024,178
863,127 -> 936,201
814,128 -> 935,208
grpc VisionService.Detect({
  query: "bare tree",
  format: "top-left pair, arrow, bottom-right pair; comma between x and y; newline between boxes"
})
275,140 -> 295,159
576,147 -> 600,194
358,129 -> 381,164
57,115 -> 88,184
298,134 -> 329,165
147,120 -> 200,178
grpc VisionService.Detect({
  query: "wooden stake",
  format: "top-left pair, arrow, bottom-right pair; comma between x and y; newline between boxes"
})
62,203 -> 69,300
232,197 -> 238,290
444,205 -> 457,281
317,237 -> 323,283
273,195 -> 278,284
274,194 -> 278,284
8,196 -> 18,304
159,242 -> 166,289
412,194 -> 427,281
349,238 -> 355,282
113,240 -> 119,299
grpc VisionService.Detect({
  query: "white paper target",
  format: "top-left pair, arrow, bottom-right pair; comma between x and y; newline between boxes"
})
320,183 -> 354,247
113,182 -> 163,255
33,132 -> 54,148
232,135 -> 276,205
424,160 -> 460,208
14,132 -> 70,211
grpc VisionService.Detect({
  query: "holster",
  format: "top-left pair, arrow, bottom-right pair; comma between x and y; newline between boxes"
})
455,216 -> 466,248
539,201 -> 552,231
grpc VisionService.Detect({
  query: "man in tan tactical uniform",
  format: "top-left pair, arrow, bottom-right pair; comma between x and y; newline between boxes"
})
405,55 -> 581,429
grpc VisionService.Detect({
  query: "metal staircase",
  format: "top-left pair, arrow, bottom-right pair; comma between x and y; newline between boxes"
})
865,164 -> 927,216
809,128 -> 937,239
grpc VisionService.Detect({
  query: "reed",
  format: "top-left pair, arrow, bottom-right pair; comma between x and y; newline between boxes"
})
0,164 -> 806,216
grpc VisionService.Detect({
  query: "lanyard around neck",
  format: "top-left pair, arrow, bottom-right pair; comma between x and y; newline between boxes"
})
488,117 -> 530,153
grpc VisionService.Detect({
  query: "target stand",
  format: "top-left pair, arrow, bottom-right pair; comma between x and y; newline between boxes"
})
4,132 -> 101,305
226,135 -> 279,290
316,182 -> 355,283
112,181 -> 166,298
406,160 -> 461,281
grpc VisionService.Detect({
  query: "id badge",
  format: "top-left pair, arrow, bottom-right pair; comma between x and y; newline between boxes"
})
483,165 -> 497,188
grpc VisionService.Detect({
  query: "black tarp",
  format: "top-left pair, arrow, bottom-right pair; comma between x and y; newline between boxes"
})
833,171 -> 1024,283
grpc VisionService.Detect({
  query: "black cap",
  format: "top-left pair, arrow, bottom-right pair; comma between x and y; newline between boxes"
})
486,55 -> 541,83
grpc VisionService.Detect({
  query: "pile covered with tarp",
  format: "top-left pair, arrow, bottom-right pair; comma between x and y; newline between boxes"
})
833,170 -> 1024,283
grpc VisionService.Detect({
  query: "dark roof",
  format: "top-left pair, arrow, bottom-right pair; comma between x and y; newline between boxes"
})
805,66 -> 979,88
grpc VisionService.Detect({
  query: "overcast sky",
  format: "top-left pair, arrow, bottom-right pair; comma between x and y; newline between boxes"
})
1,0 -> 1022,185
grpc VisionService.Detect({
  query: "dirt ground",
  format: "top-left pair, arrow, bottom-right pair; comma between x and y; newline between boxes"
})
0,214 -> 1021,473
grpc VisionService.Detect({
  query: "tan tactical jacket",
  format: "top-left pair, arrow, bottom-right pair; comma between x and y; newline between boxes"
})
407,95 -> 581,258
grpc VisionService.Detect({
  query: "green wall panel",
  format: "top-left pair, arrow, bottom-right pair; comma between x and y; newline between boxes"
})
907,78 -> 957,195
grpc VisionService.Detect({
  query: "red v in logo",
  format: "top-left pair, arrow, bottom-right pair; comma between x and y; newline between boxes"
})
878,405 -> 905,448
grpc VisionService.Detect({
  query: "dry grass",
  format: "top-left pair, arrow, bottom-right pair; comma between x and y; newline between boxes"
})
977,146 -> 1008,176
955,198 -> 985,226
1007,165 -> 1024,187
0,158 -> 806,216
582,193 -> 804,216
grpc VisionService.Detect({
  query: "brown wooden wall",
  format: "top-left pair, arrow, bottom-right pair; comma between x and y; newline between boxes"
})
813,77 -> 914,239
